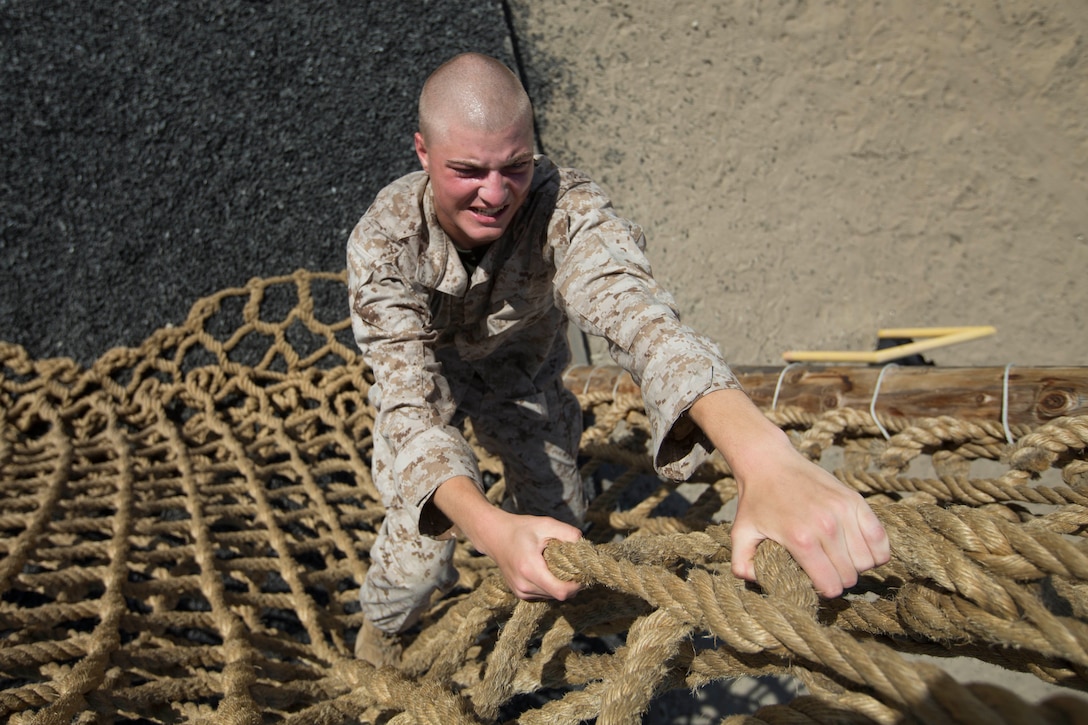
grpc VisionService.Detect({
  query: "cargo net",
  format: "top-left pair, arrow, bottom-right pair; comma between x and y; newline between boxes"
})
2,269 -> 1088,724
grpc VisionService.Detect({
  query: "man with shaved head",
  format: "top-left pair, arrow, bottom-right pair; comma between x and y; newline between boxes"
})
347,52 -> 889,667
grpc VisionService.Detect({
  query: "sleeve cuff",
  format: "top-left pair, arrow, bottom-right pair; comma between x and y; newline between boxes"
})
638,340 -> 742,480
392,425 -> 483,537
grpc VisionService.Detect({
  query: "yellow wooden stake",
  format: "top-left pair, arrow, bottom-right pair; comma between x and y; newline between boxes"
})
782,326 -> 996,364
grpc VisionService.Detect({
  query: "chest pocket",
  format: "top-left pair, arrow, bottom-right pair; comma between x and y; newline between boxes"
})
487,239 -> 554,327
449,252 -> 554,359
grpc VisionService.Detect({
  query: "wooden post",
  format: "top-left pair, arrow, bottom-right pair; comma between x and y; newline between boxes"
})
562,364 -> 1088,427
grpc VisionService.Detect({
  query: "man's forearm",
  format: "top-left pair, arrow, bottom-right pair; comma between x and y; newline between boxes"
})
431,475 -> 501,553
430,474 -> 584,601
687,388 -> 793,484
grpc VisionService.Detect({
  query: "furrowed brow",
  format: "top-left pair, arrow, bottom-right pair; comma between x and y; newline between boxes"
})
446,152 -> 532,170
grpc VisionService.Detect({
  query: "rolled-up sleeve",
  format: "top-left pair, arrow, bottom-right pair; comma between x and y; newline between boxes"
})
347,219 -> 482,537
550,175 -> 742,480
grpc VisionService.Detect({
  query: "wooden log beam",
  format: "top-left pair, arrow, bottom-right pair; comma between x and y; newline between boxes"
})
562,364 -> 1088,427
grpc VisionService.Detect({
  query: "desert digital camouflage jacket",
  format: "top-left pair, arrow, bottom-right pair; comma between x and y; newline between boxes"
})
347,155 -> 740,535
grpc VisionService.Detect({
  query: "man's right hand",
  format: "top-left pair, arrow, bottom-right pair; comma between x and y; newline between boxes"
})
432,476 -> 582,601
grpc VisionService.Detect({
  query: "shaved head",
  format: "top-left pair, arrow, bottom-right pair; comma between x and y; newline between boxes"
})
418,53 -> 533,144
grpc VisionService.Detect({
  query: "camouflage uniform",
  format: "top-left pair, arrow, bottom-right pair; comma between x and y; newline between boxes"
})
347,155 -> 741,634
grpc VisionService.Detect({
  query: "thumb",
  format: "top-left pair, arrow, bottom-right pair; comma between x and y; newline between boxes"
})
730,527 -> 762,582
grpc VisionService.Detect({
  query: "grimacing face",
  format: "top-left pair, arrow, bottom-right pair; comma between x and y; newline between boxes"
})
414,119 -> 535,249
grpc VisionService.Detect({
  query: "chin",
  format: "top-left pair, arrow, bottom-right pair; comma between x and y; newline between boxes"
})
460,225 -> 507,246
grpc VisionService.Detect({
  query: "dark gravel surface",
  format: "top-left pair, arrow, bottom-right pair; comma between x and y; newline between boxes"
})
1,0 -> 524,366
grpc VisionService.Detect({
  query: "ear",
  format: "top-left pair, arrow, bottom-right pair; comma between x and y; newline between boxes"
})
414,132 -> 429,172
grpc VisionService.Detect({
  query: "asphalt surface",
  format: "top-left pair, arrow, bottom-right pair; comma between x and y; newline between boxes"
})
1,1 -> 534,366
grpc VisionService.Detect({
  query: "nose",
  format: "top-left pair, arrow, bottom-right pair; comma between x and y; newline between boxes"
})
477,171 -> 509,207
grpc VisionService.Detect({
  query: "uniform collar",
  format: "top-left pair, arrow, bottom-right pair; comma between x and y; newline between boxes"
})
419,181 -> 470,296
